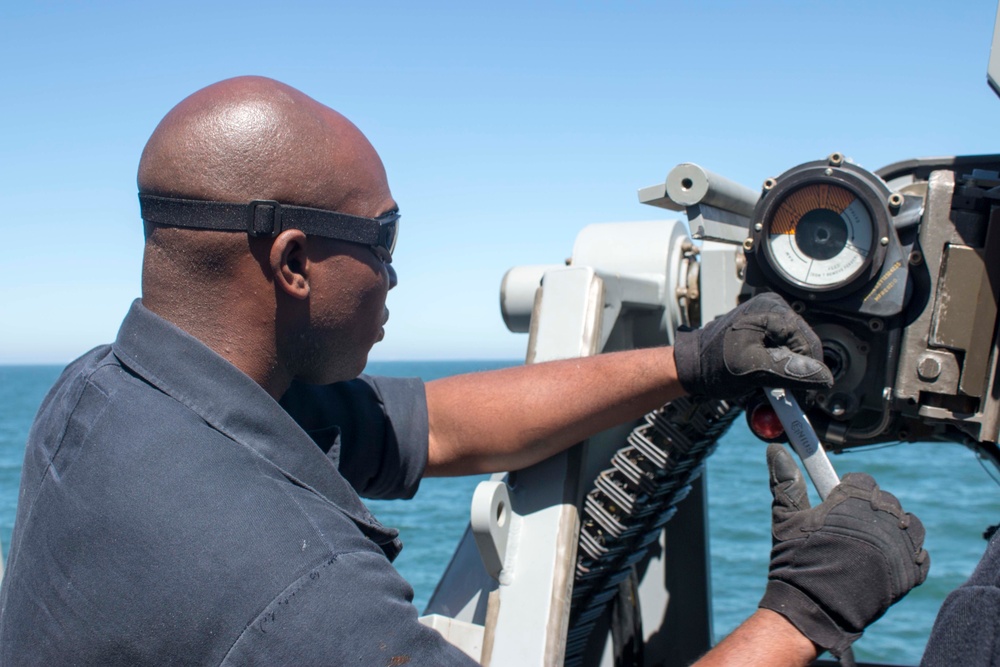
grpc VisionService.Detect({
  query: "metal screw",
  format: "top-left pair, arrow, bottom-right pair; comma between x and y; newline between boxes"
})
888,193 -> 904,211
825,168 -> 833,176
743,238 -> 754,251
830,401 -> 846,417
917,355 -> 942,381
763,178 -> 777,191
880,236 -> 889,246
754,222 -> 763,232
828,152 -> 844,166
909,250 -> 923,265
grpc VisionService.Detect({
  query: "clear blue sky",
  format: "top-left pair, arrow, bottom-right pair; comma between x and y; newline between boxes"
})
3,1 -> 999,363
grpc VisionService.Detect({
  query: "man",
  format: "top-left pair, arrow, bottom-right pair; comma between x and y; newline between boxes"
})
0,76 -> 927,665
920,532 -> 1000,665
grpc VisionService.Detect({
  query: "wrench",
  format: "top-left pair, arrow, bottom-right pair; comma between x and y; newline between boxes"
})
764,387 -> 840,500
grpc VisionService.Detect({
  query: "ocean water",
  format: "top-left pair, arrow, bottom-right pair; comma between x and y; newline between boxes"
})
2,361 -> 997,665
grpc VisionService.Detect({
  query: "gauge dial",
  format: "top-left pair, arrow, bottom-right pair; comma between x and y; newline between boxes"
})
767,183 -> 874,289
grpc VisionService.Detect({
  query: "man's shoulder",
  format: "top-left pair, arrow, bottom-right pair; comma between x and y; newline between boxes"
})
29,344 -> 223,459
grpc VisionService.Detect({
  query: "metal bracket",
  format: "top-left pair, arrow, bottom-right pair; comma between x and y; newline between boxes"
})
471,480 -> 513,580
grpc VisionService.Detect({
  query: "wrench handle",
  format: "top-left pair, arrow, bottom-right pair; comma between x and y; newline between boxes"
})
764,388 -> 840,500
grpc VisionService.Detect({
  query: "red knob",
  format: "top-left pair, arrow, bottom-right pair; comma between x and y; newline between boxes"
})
749,403 -> 785,441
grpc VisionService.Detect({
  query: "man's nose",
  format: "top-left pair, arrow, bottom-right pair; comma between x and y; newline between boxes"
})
387,263 -> 398,290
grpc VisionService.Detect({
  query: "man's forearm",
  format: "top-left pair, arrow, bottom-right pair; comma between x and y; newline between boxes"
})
423,293 -> 835,477
693,609 -> 818,667
424,347 -> 684,476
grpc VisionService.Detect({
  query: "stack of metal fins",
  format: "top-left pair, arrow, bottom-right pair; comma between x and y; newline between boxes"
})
564,396 -> 739,665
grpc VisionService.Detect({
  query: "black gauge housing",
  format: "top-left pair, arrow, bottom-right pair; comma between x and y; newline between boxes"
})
748,160 -> 893,301
745,158 -> 910,321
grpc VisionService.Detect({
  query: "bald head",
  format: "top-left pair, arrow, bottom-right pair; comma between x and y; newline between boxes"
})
138,76 -> 392,216
138,78 -> 398,392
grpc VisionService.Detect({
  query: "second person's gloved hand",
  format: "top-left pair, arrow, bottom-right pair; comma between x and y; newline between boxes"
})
758,443 -> 930,658
673,292 -> 833,400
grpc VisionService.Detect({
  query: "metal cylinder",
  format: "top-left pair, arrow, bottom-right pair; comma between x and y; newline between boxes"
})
665,163 -> 760,217
500,264 -> 562,333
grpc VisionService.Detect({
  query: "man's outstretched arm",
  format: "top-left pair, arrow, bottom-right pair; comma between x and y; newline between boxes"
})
425,346 -> 686,476
424,292 -> 832,476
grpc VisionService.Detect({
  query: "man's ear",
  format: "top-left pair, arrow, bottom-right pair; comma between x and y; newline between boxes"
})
270,229 -> 310,299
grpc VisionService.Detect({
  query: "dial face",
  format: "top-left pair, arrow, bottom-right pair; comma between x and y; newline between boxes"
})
766,183 -> 874,289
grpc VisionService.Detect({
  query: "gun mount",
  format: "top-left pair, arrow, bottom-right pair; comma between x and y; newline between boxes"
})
418,152 -> 1000,667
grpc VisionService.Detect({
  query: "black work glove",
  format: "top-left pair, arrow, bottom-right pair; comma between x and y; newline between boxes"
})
673,292 -> 832,400
758,444 -> 930,658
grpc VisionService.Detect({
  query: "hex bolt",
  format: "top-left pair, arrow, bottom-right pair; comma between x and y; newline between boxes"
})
763,178 -> 778,191
888,193 -> 904,212
917,355 -> 942,381
743,237 -> 754,251
828,152 -> 844,166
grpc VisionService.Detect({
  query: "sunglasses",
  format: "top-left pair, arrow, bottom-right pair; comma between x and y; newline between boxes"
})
138,195 -> 401,263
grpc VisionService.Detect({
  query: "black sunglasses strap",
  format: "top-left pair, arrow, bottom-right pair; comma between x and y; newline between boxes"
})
139,194 -> 384,243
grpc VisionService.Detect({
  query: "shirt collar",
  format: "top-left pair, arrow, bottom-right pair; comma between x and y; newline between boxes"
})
111,300 -> 400,553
